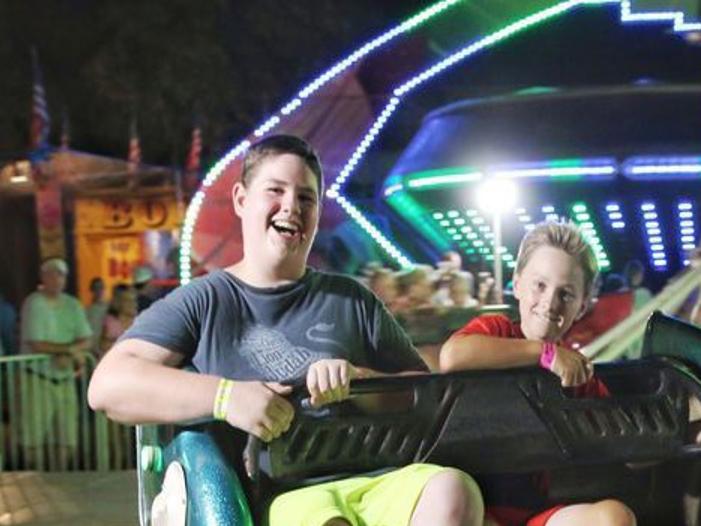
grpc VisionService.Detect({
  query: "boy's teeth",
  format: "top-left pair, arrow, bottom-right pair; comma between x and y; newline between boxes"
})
272,220 -> 299,234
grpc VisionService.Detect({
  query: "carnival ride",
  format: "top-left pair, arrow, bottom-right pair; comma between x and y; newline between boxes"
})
184,0 -> 701,282
137,309 -> 701,525
142,1 -> 701,525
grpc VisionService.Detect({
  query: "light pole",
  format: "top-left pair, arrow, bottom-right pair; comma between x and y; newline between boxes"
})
476,179 -> 517,304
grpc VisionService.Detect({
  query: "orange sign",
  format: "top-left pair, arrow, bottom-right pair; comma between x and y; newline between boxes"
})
102,237 -> 141,281
74,195 -> 181,304
75,197 -> 181,235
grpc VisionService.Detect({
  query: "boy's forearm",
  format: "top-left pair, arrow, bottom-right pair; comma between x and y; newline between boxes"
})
88,350 -> 220,425
439,334 -> 542,372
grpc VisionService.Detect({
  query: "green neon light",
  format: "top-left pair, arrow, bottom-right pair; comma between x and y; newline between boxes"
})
569,202 -> 611,270
387,192 -> 453,252
190,0 -> 698,278
407,171 -> 484,189
547,158 -> 584,168
396,156 -> 620,196
403,165 -> 482,179
428,206 -> 517,268
515,86 -> 560,96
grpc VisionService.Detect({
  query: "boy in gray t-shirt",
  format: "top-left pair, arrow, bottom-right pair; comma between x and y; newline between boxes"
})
123,268 -> 424,383
89,135 -> 483,526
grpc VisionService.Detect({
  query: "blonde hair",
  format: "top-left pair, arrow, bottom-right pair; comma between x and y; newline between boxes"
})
368,268 -> 395,289
515,221 -> 599,294
395,265 -> 433,295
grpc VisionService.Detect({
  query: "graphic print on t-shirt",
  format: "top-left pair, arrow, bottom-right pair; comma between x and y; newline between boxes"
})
240,323 -> 347,381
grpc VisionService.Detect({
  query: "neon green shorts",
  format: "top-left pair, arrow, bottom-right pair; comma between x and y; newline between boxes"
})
268,463 -> 470,526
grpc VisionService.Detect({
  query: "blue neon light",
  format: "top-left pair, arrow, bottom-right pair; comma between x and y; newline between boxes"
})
327,1 -> 701,266
492,160 -> 616,180
623,156 -> 701,179
676,200 -> 697,265
641,202 -> 668,270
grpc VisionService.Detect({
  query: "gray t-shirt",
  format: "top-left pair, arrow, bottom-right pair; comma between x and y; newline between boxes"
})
122,269 -> 425,382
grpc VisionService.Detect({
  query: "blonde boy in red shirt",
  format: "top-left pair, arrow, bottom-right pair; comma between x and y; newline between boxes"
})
440,221 -> 636,526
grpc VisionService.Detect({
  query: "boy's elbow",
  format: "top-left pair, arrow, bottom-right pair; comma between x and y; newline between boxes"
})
87,368 -> 110,412
87,386 -> 101,412
438,335 -> 478,373
88,355 -> 123,414
438,338 -> 462,372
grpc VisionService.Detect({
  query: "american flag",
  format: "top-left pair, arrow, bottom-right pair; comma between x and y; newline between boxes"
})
30,48 -> 50,151
127,117 -> 141,176
184,124 -> 202,194
185,125 -> 202,174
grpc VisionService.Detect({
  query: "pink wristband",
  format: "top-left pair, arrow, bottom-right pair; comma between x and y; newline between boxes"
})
539,341 -> 556,370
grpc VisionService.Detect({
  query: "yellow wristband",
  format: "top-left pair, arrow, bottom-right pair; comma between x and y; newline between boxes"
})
213,378 -> 234,421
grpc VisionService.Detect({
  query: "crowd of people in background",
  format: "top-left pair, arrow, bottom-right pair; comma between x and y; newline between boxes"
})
360,251 -> 665,327
0,258 -> 159,468
0,251 -> 691,364
362,251 -> 494,316
0,262 -> 161,359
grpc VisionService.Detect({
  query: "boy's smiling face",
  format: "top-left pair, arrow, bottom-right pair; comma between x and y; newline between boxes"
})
233,153 -> 320,272
513,245 -> 589,342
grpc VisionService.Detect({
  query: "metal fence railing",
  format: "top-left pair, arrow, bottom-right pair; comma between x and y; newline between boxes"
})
0,353 -> 135,471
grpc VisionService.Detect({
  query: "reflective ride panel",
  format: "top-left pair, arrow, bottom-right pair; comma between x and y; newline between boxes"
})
137,426 -> 253,526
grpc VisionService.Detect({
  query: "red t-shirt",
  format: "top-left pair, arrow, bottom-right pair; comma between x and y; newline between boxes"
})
453,314 -> 609,526
455,314 -> 609,398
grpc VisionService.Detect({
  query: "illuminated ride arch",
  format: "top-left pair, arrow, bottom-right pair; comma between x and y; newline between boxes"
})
182,0 -> 701,283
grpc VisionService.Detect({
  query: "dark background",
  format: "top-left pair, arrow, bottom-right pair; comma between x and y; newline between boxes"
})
0,0 -> 433,167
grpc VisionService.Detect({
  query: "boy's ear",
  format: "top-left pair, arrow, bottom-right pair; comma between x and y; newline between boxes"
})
575,294 -> 591,321
512,274 -> 522,300
232,182 -> 246,218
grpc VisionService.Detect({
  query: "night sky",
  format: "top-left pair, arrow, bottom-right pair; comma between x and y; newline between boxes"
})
1,2 -> 699,170
0,0 -> 432,168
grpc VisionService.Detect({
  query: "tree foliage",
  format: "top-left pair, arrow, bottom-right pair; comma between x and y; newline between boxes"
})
0,0 -> 429,168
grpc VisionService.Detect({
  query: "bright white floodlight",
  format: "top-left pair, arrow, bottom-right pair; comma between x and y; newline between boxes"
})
476,179 -> 517,214
474,178 -> 517,304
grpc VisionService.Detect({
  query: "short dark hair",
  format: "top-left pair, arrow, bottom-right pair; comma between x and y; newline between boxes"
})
241,134 -> 324,196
